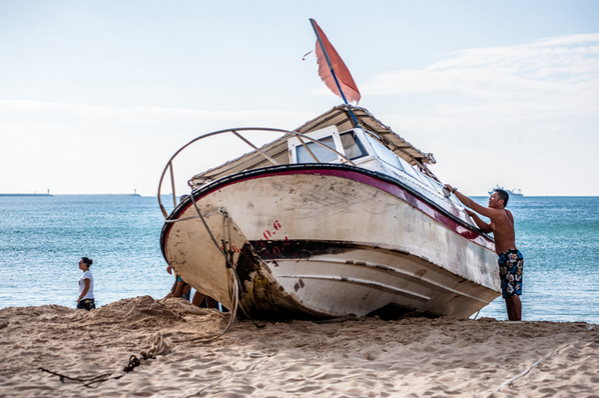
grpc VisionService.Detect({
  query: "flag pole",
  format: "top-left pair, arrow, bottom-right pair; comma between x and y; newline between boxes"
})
309,19 -> 360,127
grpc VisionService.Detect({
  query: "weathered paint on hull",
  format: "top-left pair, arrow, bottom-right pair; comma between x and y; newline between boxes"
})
162,166 -> 500,319
243,241 -> 499,318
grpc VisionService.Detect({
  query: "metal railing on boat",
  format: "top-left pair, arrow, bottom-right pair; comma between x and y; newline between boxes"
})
157,127 -> 356,218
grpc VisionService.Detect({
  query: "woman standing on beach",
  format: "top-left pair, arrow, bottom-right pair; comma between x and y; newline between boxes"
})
77,257 -> 95,310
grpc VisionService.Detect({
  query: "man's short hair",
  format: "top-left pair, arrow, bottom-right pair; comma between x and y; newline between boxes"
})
494,189 -> 509,207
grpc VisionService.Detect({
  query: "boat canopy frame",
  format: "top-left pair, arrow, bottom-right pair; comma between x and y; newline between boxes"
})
188,105 -> 438,184
158,105 -> 439,217
157,127 -> 357,218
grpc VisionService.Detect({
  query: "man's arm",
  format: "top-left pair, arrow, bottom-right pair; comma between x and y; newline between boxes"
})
464,209 -> 493,233
444,184 -> 500,219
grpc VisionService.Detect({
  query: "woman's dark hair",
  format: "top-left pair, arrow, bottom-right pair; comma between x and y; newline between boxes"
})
81,257 -> 93,266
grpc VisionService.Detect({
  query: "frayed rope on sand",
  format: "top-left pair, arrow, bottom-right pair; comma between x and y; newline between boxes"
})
39,333 -> 169,388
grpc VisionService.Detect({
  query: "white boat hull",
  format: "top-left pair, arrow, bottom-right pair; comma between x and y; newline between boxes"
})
161,165 -> 500,319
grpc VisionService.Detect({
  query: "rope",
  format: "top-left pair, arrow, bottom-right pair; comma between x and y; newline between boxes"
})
219,204 -> 266,330
164,215 -> 204,223
170,198 -> 240,343
486,337 -> 599,397
187,195 -> 269,337
177,275 -> 240,343
169,188 -> 267,343
140,333 -> 169,358
39,333 -> 168,388
39,367 -> 120,388
122,355 -> 141,372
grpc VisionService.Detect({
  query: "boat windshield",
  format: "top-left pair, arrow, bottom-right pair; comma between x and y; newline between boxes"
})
340,131 -> 368,160
296,136 -> 338,163
366,135 -> 404,171
365,134 -> 434,184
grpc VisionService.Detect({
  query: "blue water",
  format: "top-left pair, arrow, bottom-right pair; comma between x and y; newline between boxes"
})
475,196 -> 599,323
0,196 -> 173,308
1,195 -> 597,324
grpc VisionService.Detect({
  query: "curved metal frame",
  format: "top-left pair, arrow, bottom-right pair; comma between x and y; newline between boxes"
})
157,127 -> 357,217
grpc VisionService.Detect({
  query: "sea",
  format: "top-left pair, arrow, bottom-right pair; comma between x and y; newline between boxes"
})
0,195 -> 597,324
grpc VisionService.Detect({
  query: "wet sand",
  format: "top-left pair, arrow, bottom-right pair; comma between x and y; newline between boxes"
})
1,296 -> 598,397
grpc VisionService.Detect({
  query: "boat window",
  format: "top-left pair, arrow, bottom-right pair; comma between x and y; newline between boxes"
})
340,131 -> 368,160
398,157 -> 423,181
419,174 -> 442,192
296,136 -> 338,163
365,136 -> 403,171
365,134 -> 429,183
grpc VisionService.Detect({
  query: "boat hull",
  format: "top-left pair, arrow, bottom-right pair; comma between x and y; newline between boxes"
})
161,165 -> 500,319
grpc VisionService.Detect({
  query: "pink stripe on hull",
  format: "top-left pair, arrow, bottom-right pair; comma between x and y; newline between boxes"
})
166,167 -> 495,253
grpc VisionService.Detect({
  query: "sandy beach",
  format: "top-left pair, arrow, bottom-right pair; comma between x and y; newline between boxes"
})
1,296 -> 597,398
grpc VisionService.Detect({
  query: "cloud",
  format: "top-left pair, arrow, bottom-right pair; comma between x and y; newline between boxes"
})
3,34 -> 598,195
348,34 -> 599,196
361,34 -> 599,117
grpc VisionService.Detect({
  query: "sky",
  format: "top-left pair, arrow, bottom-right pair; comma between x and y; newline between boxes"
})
1,0 -> 598,197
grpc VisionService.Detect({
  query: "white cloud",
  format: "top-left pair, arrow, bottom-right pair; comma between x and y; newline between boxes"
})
351,34 -> 599,196
2,33 -> 598,196
362,34 -> 599,117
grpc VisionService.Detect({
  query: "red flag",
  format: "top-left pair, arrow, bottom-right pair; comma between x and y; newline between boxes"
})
310,19 -> 361,104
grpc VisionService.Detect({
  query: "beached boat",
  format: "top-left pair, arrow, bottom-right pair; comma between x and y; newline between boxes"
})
488,185 -> 523,197
158,105 -> 500,319
157,20 -> 500,320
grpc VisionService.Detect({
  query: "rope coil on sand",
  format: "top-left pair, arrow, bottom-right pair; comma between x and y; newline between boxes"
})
140,333 -> 169,358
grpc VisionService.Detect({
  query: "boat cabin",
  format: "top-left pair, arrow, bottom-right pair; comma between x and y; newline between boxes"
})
188,105 -> 438,191
288,124 -> 448,200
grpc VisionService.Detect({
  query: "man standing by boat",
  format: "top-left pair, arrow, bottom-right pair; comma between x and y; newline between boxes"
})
444,185 -> 523,321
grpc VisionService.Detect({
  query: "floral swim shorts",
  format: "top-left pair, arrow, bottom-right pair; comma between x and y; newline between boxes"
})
498,249 -> 523,298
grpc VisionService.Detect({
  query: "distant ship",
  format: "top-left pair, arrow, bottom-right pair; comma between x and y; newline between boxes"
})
488,185 -> 523,197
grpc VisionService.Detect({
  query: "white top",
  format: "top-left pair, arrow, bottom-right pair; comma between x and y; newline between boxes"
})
78,270 -> 94,300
